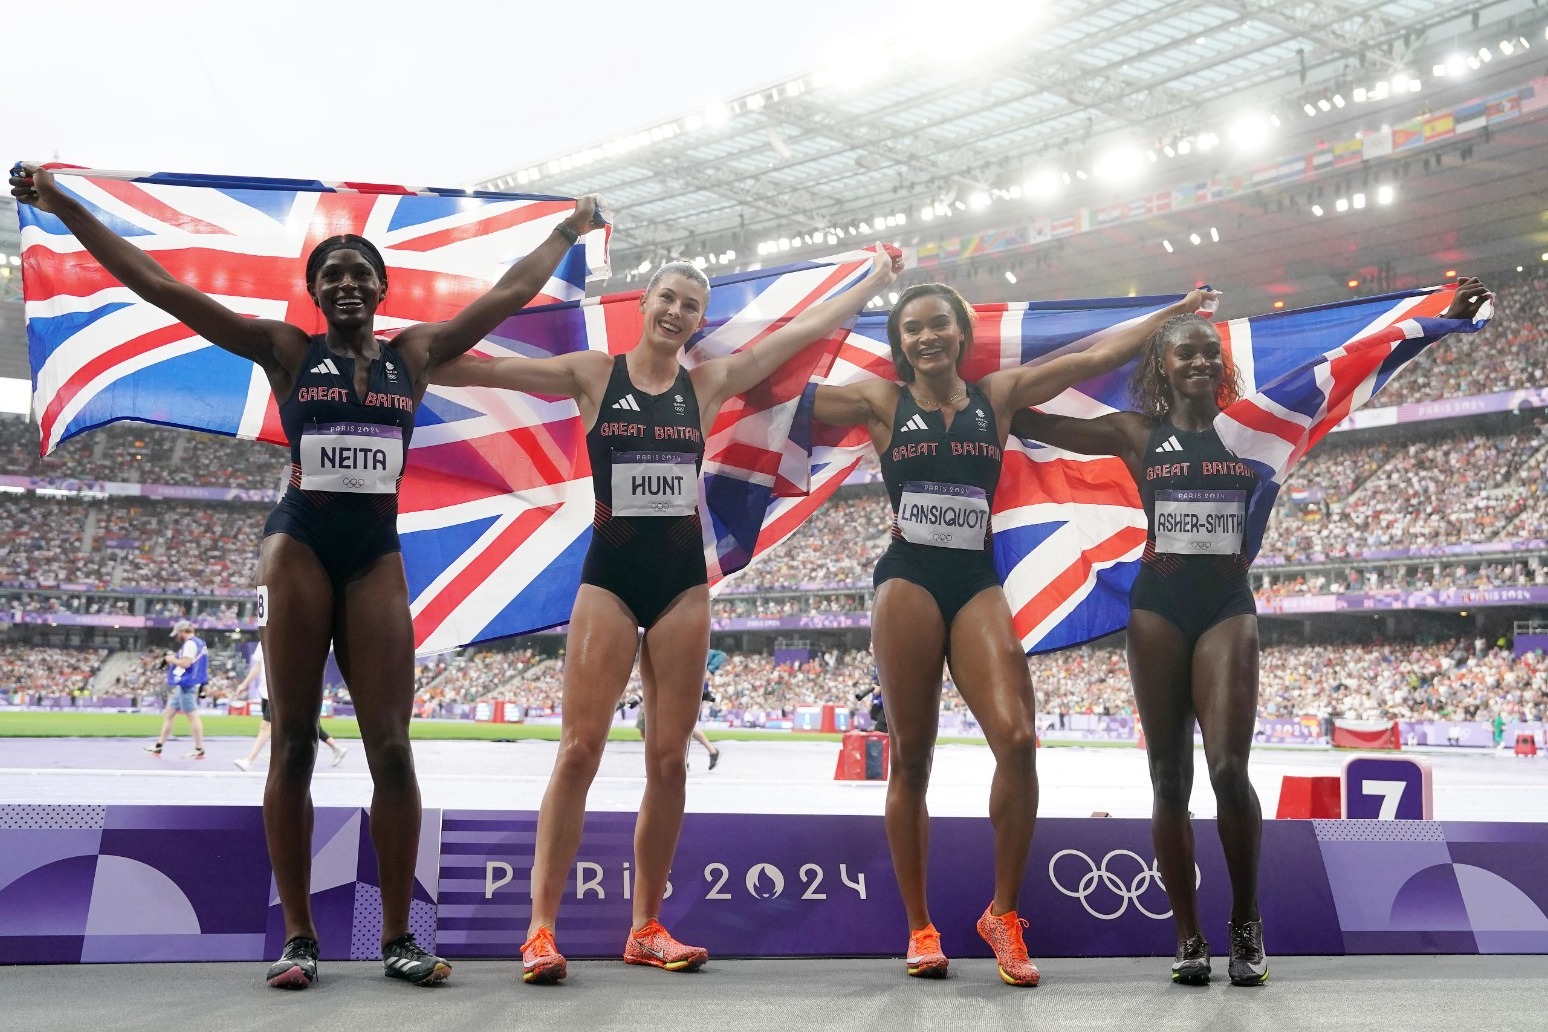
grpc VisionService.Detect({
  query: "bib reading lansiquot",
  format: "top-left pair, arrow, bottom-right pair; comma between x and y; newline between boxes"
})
896,481 -> 991,550
611,452 -> 697,517
1154,489 -> 1246,555
298,422 -> 404,494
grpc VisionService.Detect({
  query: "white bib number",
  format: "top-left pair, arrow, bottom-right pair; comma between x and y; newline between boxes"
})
613,452 -> 697,517
298,422 -> 403,494
897,482 -> 990,550
1154,489 -> 1246,555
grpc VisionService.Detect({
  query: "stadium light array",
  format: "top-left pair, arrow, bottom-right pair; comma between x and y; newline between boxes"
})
1188,232 -> 1201,245
1273,300 -> 1285,309
1335,198 -> 1350,212
1162,239 -> 1174,253
1024,169 -> 1061,199
1352,192 -> 1367,210
1377,185 -> 1395,205
1311,204 -> 1324,216
1005,271 -> 1017,284
1093,147 -> 1146,181
1209,226 -> 1220,242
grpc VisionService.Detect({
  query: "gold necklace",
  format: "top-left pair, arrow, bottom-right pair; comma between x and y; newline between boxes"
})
910,381 -> 966,410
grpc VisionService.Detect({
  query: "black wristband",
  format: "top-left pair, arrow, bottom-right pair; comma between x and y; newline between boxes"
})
553,222 -> 580,245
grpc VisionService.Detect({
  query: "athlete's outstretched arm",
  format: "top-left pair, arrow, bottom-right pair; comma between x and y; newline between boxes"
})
983,289 -> 1216,415
432,348 -> 613,405
1010,409 -> 1148,467
810,379 -> 898,430
693,245 -> 903,411
407,196 -> 607,370
9,164 -> 302,368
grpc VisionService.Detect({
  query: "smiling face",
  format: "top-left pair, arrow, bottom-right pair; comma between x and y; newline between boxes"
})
1161,321 -> 1226,405
639,272 -> 708,349
894,295 -> 968,380
309,248 -> 385,329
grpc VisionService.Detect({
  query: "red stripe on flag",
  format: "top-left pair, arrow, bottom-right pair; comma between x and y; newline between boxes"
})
391,200 -> 572,252
752,459 -> 861,552
412,506 -> 559,649
38,322 -> 197,446
1011,526 -> 1148,640
1224,395 -> 1305,446
600,290 -> 645,355
90,179 -> 229,235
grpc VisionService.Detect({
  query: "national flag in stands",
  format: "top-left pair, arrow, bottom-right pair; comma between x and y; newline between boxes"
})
769,286 -> 1488,654
19,166 -> 605,455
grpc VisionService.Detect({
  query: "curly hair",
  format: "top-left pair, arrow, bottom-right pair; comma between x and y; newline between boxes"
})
304,234 -> 388,289
1127,312 -> 1241,418
885,283 -> 976,383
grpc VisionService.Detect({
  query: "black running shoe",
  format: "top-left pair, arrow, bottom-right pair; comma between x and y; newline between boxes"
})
1170,934 -> 1211,985
1227,919 -> 1269,986
266,935 -> 319,990
708,748 -> 721,771
382,933 -> 452,986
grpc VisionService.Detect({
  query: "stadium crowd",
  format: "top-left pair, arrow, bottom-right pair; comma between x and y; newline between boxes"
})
0,415 -> 284,489
6,634 -> 1546,729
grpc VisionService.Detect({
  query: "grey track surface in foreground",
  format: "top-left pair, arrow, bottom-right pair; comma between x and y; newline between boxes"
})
11,956 -> 1547,1032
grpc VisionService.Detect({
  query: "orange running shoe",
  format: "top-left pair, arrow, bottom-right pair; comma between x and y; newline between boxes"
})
905,923 -> 949,979
520,926 -> 567,984
623,919 -> 708,972
976,906 -> 1040,987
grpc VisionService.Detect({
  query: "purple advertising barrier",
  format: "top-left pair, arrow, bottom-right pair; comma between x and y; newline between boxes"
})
0,805 -> 441,965
1516,635 -> 1548,657
437,812 -> 1349,960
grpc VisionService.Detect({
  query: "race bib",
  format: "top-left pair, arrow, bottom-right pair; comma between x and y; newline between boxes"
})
298,423 -> 403,494
612,452 -> 697,517
1154,489 -> 1246,555
896,482 -> 991,549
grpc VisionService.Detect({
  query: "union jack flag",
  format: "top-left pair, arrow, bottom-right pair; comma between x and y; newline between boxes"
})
767,285 -> 1488,654
20,166 -> 605,455
402,252 -> 878,654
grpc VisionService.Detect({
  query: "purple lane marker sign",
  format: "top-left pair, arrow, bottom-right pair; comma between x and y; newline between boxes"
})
1342,756 -> 1434,820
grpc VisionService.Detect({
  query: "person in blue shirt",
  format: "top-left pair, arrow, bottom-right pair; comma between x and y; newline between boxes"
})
144,619 -> 208,759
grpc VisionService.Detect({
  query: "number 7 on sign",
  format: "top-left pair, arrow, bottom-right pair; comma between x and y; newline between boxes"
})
1360,780 -> 1407,820
1340,756 -> 1433,820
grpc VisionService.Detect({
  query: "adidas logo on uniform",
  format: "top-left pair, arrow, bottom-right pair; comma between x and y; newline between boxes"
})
309,358 -> 340,376
899,413 -> 930,433
1154,436 -> 1183,453
612,395 -> 641,412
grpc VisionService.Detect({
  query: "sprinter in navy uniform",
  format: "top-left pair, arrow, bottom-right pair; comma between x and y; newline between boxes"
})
1011,277 -> 1492,987
811,283 -> 1212,985
11,162 -> 603,990
435,246 -> 902,983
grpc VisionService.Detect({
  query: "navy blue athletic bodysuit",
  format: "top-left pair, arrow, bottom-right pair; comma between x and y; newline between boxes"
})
262,335 -> 416,591
582,354 -> 707,627
1130,418 -> 1259,643
875,383 -> 1003,626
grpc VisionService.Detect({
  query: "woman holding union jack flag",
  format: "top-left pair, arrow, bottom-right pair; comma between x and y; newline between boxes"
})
433,244 -> 903,983
808,281 -> 1214,986
1011,278 -> 1491,987
10,162 -> 605,990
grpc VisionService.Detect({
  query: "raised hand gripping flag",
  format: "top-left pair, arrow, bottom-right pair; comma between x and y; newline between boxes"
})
765,285 -> 1487,654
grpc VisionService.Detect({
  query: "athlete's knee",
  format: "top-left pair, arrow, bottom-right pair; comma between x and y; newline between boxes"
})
643,746 -> 687,785
368,736 -> 417,790
991,721 -> 1037,767
890,747 -> 934,793
1149,758 -> 1192,811
271,732 -> 320,779
1206,752 -> 1253,801
554,731 -> 608,778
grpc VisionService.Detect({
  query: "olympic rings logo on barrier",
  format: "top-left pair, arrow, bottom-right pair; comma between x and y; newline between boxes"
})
1048,849 -> 1198,920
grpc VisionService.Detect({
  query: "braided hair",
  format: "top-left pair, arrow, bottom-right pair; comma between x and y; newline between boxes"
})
1127,312 -> 1241,418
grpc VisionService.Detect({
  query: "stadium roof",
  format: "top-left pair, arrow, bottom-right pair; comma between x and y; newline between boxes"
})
468,0 -> 1548,281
